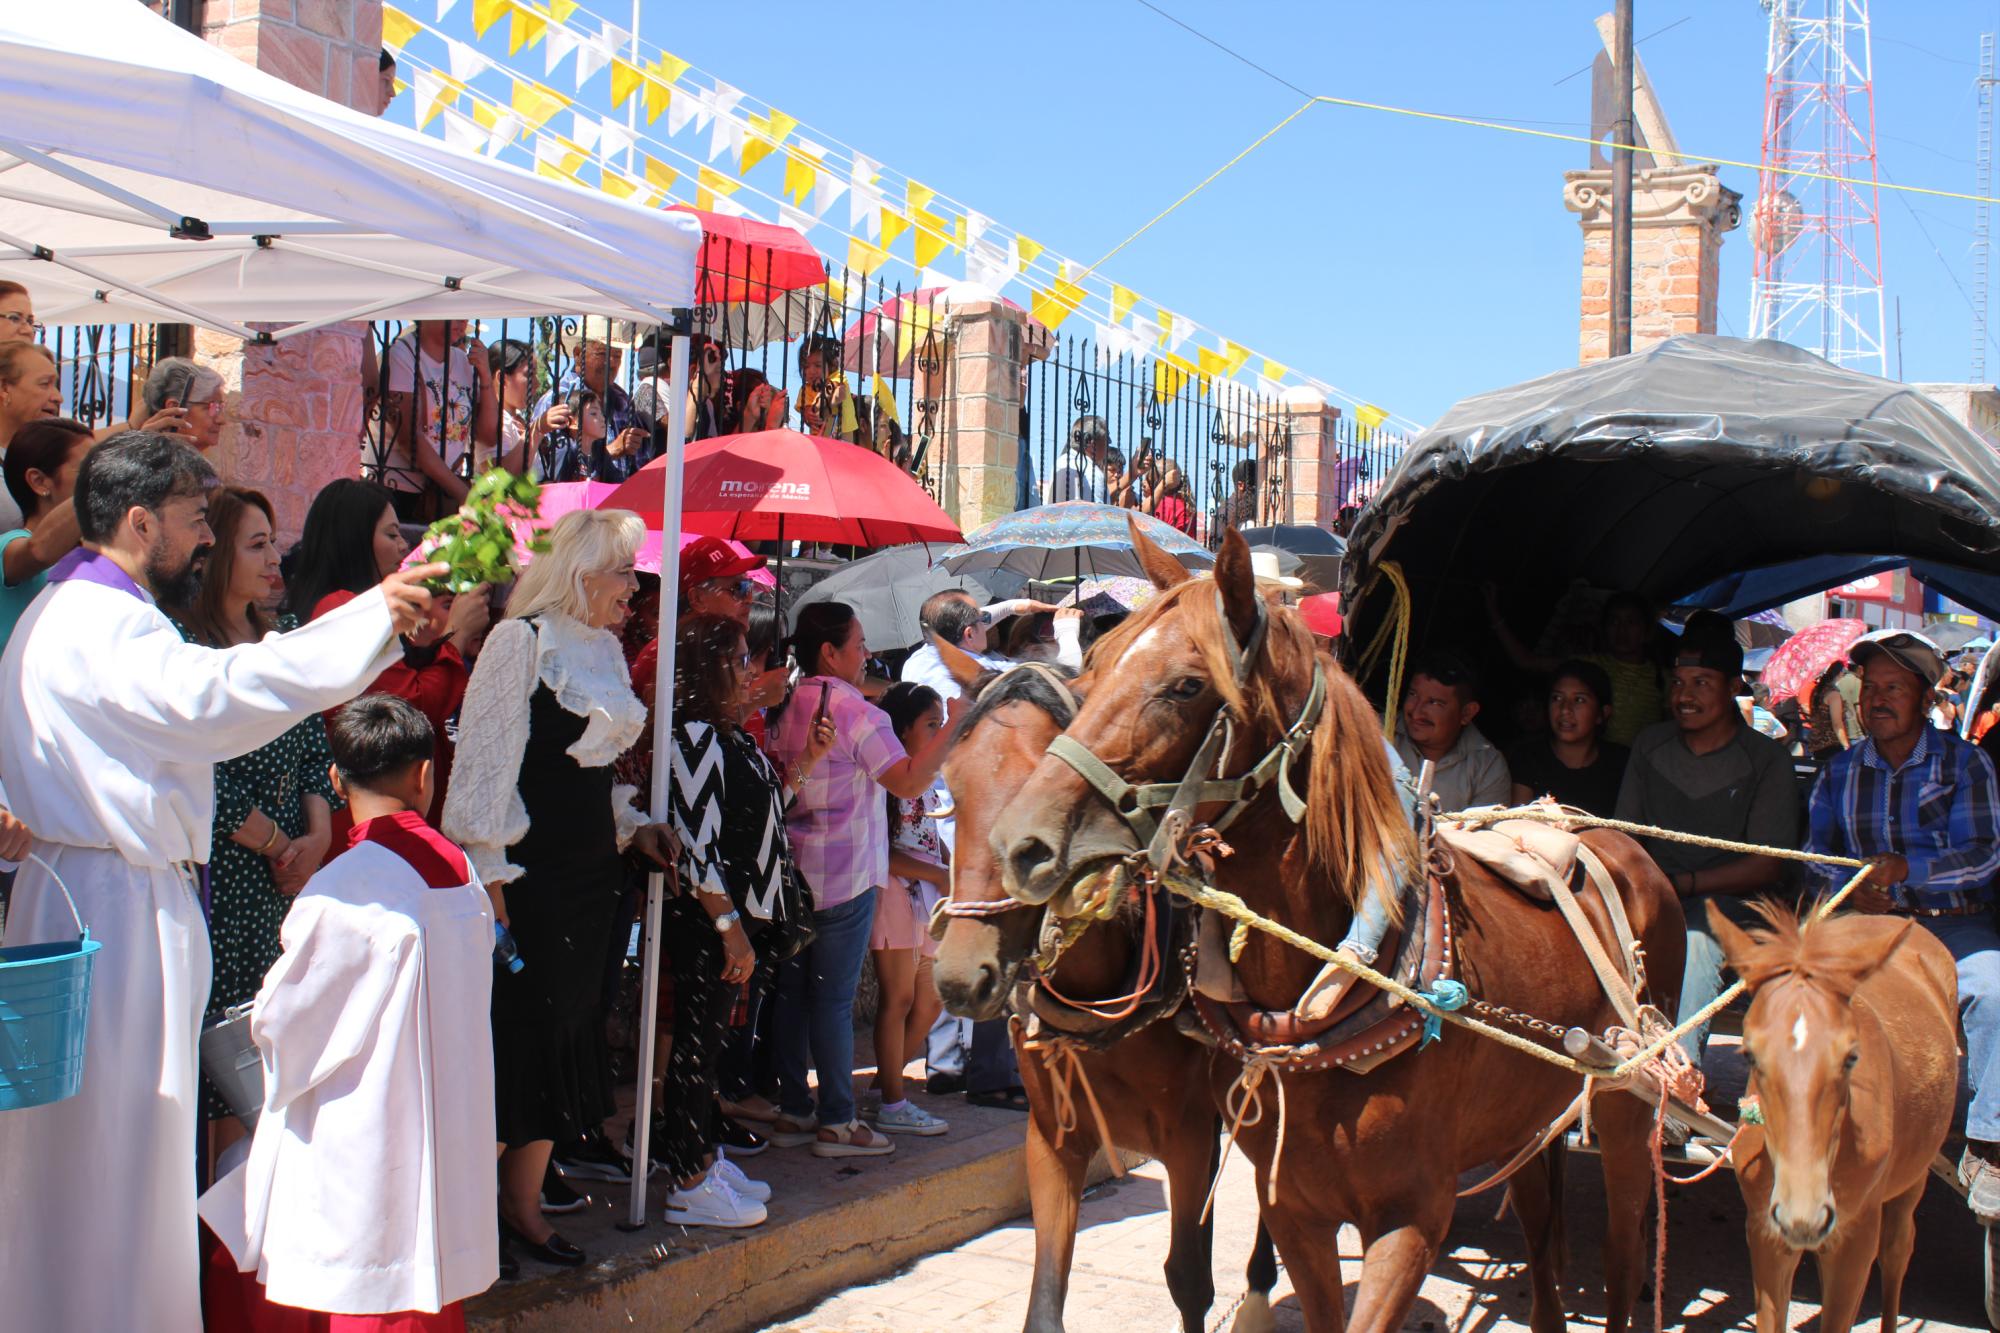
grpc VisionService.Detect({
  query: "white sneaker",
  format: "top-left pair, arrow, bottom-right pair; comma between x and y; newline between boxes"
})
713,1149 -> 772,1203
664,1168 -> 766,1228
874,1101 -> 949,1136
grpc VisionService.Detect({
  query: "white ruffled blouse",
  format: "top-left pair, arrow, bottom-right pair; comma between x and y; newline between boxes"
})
441,612 -> 649,887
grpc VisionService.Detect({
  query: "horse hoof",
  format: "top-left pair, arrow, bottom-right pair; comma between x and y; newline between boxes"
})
1231,1291 -> 1275,1333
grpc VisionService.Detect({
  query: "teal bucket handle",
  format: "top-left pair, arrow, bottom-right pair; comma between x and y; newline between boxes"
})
23,853 -> 89,946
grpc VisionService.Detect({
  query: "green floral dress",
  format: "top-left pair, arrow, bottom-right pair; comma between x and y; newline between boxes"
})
181,613 -> 341,1120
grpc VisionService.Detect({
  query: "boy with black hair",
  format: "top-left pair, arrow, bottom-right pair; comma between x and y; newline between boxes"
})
202,696 -> 498,1332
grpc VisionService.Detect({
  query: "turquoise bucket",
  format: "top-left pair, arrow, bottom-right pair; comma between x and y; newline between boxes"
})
0,855 -> 99,1111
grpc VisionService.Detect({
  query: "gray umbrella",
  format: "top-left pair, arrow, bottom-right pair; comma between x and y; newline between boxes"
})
786,545 -> 1024,651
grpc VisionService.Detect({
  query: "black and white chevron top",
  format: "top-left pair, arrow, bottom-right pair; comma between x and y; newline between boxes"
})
667,719 -> 792,922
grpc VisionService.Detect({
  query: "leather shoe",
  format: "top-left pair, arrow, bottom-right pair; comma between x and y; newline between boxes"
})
501,1220 -> 587,1267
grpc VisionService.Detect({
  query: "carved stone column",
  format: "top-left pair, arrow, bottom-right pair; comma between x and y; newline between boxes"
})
1564,165 -> 1742,363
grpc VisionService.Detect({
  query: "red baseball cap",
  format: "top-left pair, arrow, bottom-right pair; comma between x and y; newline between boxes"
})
679,536 -> 763,595
1297,591 -> 1343,639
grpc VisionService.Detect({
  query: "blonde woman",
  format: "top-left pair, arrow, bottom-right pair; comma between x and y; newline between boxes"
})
442,508 -> 676,1269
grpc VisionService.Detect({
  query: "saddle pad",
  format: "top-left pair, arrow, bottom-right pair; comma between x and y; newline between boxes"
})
1191,869 -> 1453,1075
1434,808 -> 1581,903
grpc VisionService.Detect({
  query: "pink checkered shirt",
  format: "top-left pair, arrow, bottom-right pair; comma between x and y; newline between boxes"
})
766,674 -> 907,909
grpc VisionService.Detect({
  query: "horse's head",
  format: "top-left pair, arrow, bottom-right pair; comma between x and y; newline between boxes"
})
992,523 -> 1415,958
1709,900 -> 1917,1250
932,643 -> 1084,1019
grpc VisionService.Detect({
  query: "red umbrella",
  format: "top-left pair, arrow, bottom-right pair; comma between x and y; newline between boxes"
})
600,428 -> 963,547
1760,618 -> 1867,708
668,205 -> 827,349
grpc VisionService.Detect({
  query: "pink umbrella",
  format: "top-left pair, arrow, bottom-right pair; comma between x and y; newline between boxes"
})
1760,618 -> 1866,708
513,481 -> 774,585
841,284 -> 1042,378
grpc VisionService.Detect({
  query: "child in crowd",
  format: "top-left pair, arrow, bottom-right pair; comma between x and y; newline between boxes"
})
866,684 -> 951,1136
201,696 -> 498,1333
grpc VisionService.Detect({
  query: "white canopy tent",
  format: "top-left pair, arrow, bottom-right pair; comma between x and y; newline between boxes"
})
0,0 -> 701,335
2,0 -> 703,1232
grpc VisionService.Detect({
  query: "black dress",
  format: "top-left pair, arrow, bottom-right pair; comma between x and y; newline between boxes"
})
491,683 -> 623,1147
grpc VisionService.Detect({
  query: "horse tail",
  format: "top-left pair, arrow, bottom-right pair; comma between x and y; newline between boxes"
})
1305,659 -> 1421,922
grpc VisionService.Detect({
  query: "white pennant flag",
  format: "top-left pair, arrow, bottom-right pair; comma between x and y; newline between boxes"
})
446,37 -> 489,82
665,85 -> 700,136
412,68 -> 452,126
917,266 -> 952,291
573,33 -> 614,89
707,114 -> 744,165
435,0 -> 459,20
440,106 -> 483,153
859,206 -> 881,241
706,81 -> 744,128
707,194 -> 754,219
544,26 -> 580,78
486,111 -> 521,157
964,210 -> 991,249
597,117 -> 635,162
1128,311 -> 1163,348
812,171 -> 846,219
1254,374 -> 1284,399
777,203 -> 817,236
847,152 -> 880,228
1165,318 -> 1193,354
599,20 -> 631,53
568,111 -> 600,153
965,239 -> 1010,291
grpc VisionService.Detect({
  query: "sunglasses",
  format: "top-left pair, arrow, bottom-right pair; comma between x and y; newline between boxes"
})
703,577 -> 754,600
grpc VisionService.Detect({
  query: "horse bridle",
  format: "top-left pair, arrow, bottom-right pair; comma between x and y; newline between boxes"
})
1044,590 -> 1325,875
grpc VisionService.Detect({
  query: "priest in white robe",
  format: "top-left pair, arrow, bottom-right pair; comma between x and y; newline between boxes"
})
0,435 -> 442,1333
202,693 -> 497,1325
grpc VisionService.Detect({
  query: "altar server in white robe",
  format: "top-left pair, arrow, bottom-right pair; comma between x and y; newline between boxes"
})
202,695 -> 497,1330
0,434 -> 443,1333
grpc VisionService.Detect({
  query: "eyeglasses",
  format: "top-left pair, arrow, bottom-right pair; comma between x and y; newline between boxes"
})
702,347 -> 722,364
0,312 -> 43,333
702,577 -> 754,600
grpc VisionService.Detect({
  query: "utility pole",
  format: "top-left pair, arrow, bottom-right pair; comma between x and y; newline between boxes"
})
1975,32 -> 1995,381
1610,0 -> 1635,356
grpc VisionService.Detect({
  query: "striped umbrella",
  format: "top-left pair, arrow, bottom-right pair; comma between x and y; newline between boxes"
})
939,501 -> 1214,581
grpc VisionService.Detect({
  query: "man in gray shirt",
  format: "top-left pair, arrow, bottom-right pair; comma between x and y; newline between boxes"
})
1616,622 -> 1798,1058
1393,652 -> 1511,812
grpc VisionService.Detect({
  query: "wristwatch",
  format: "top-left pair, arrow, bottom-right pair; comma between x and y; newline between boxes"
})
712,909 -> 741,934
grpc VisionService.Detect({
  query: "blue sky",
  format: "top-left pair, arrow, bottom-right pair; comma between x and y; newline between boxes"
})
404,0 -> 2000,428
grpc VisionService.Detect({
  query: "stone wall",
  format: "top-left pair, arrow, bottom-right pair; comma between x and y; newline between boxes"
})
199,0 -> 384,539
1564,165 -> 1741,364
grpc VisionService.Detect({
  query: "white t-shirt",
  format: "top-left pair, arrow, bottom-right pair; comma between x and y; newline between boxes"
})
377,334 -> 480,491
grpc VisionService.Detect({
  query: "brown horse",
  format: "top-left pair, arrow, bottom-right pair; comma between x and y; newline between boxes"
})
1707,901 -> 1958,1333
980,525 -> 1687,1333
932,651 -> 1277,1333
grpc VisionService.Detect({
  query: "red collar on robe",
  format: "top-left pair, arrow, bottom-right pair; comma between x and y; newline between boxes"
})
345,809 -> 471,889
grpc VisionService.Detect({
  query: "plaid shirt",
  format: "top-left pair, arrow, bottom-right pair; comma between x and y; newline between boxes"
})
1804,724 -> 2000,910
766,675 -> 906,909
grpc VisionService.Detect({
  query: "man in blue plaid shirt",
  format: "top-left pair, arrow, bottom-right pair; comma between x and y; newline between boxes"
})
1803,628 -> 2000,1220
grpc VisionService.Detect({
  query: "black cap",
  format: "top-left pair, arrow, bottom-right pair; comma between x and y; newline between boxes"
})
1670,622 -> 1743,679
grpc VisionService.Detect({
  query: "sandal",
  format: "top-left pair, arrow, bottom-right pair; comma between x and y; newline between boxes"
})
966,1087 -> 1032,1112
719,1095 -> 780,1125
812,1119 -> 894,1158
766,1113 -> 819,1149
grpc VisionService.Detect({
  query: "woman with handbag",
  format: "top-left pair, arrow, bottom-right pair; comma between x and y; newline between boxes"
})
660,614 -> 833,1226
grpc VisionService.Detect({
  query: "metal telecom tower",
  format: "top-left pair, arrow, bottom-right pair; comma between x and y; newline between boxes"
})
1747,0 -> 1887,375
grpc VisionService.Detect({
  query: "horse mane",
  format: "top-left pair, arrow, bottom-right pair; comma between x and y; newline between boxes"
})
960,661 -> 1080,732
1081,578 -> 1418,917
1724,899 -> 1911,999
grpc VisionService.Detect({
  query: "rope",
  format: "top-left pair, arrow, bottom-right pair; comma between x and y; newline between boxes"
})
1025,1037 -> 1127,1179
1352,561 -> 1411,741
1436,804 -> 1870,870
1202,1054 -> 1289,1222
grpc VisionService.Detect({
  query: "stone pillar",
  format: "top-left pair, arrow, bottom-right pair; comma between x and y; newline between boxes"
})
200,0 -> 384,540
1563,165 -> 1741,364
938,299 -> 1048,534
1274,388 -> 1344,529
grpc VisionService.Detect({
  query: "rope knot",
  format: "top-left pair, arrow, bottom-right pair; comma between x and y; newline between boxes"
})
1417,978 -> 1468,1046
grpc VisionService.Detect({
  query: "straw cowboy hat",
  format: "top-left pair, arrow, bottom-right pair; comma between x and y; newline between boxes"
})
1249,549 -> 1305,591
557,319 -> 640,355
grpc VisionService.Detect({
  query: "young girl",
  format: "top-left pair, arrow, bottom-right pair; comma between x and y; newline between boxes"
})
867,683 -> 951,1136
533,389 -> 609,483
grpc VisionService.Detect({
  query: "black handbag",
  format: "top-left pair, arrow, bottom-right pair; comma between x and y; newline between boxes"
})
760,860 -> 817,962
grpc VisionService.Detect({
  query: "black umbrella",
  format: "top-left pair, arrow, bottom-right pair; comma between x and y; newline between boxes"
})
786,545 -> 1024,651
1240,524 -> 1348,556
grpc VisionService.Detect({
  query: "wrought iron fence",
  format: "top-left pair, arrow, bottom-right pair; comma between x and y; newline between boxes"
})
1022,332 -> 1409,546
41,323 -> 166,432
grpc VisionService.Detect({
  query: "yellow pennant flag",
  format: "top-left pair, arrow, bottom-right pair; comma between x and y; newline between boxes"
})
823,274 -> 847,305
906,180 -> 936,215
643,156 -> 678,195
782,147 -> 821,205
872,375 -> 902,427
739,114 -> 778,175
696,165 -> 740,211
510,79 -> 569,131
417,73 -> 464,130
1109,284 -> 1137,326
471,0 -> 508,37
1155,309 -> 1176,349
894,307 -> 937,363
550,0 -> 580,18
641,71 -> 672,124
913,209 -> 951,269
1221,340 -> 1251,378
472,100 -> 499,131
1015,234 -> 1042,270
1029,280 -> 1085,332
608,58 -> 642,109
1355,403 -> 1389,431
879,208 -> 910,250
656,52 -> 692,84
1197,347 -> 1231,381
1160,350 -> 1204,396
507,2 -> 547,56
1261,357 -> 1288,382
599,168 -> 640,201
1154,358 -> 1188,402
848,237 -> 890,276
380,5 -> 420,51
